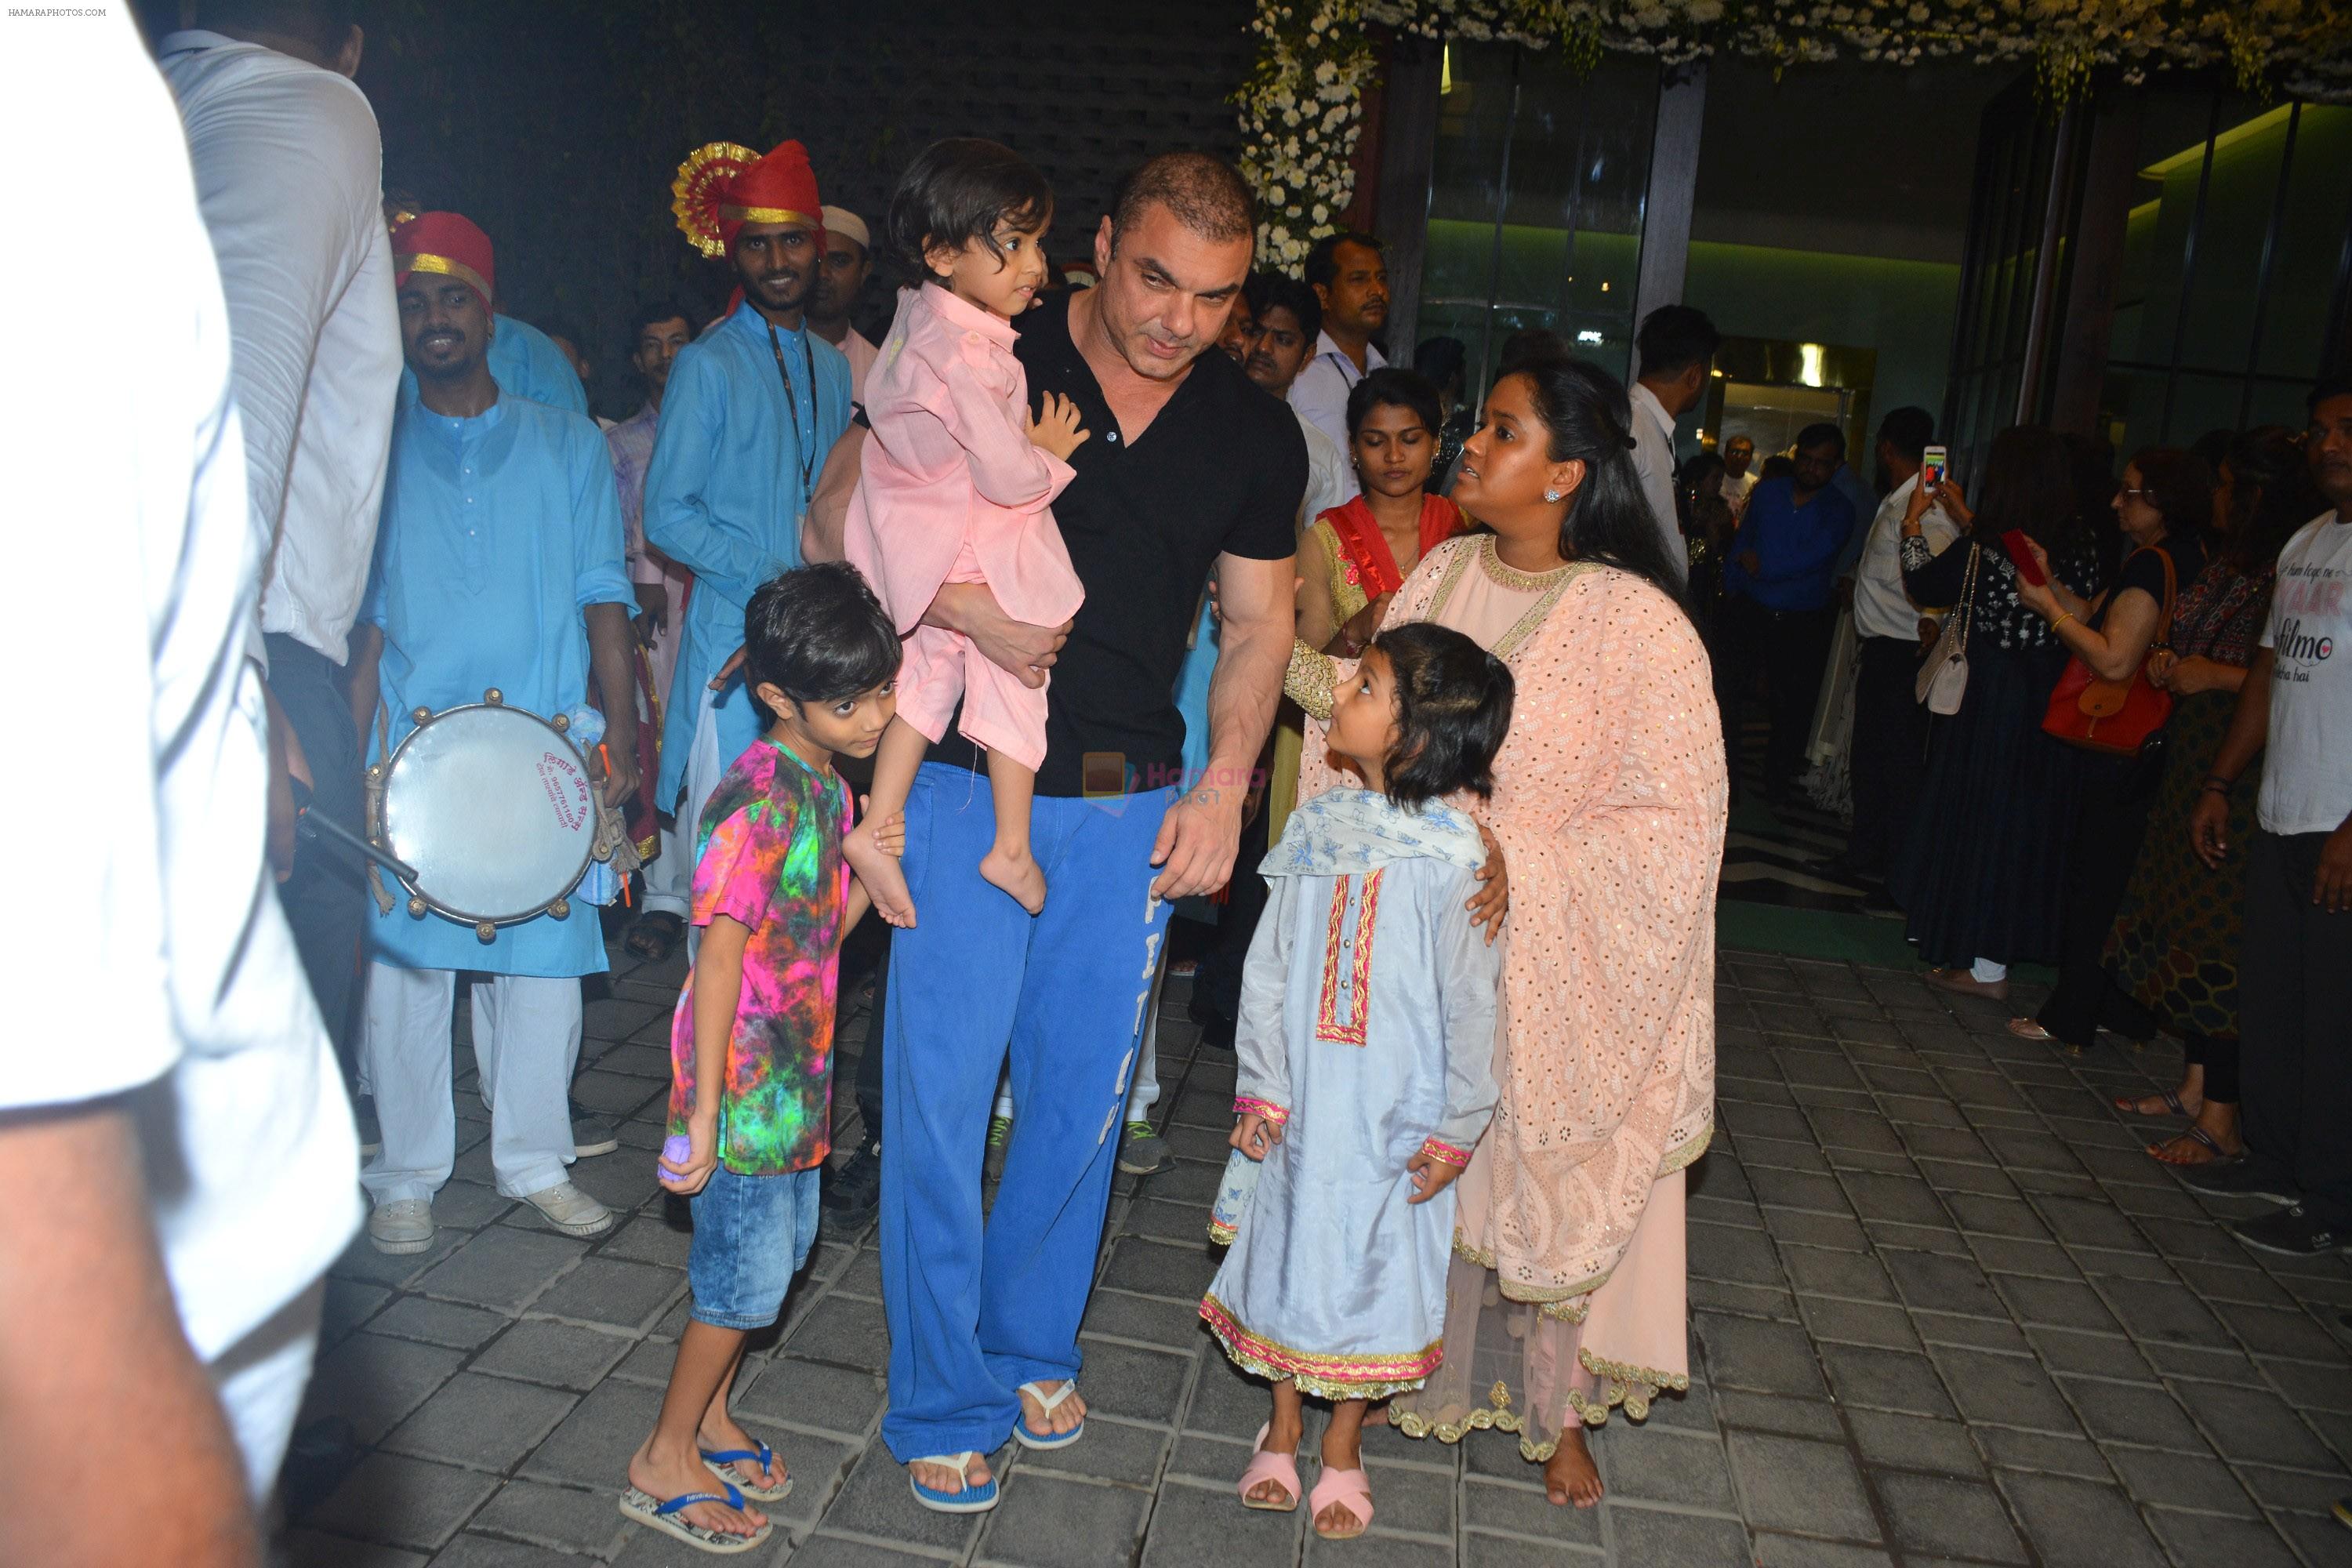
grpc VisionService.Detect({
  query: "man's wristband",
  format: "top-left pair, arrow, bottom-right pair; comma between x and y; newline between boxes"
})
2202,775 -> 2235,797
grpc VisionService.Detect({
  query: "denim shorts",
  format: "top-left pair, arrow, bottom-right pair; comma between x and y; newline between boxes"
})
688,1164 -> 820,1330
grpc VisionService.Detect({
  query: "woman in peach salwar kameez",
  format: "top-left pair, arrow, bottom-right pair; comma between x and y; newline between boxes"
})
1287,357 -> 1726,1507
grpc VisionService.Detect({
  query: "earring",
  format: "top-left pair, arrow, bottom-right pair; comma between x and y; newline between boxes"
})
1544,488 -> 1563,503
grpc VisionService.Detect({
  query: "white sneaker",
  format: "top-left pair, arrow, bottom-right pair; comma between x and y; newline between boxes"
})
521,1180 -> 614,1237
368,1199 -> 434,1255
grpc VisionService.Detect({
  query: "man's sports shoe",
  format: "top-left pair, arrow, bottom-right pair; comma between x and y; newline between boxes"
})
983,1115 -> 1012,1185
2231,1203 -> 2348,1258
368,1199 -> 434,1255
572,1112 -> 620,1158
821,1138 -> 882,1240
521,1180 -> 615,1238
1116,1122 -> 1170,1176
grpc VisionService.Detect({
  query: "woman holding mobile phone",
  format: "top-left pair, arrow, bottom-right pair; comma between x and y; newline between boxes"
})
2005,451 -> 2209,1051
1886,426 -> 2104,1000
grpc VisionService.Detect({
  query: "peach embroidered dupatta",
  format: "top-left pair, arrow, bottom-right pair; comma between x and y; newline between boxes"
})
1290,536 -> 1727,1448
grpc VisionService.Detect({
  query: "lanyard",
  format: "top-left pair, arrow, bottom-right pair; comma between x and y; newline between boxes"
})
764,318 -> 816,506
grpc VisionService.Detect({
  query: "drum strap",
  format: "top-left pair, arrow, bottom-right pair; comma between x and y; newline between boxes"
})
365,700 -> 396,916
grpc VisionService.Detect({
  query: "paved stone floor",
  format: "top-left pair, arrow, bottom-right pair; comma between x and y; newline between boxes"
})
282,937 -> 2352,1567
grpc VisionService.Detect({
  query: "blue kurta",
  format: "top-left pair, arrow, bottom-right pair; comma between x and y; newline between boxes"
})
644,301 -> 852,806
399,314 -> 588,416
363,391 -> 636,977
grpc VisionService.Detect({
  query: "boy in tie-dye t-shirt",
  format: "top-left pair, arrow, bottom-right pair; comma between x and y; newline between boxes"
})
623,563 -> 902,1552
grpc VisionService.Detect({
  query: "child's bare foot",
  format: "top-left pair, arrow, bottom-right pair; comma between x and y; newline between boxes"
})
980,843 -> 1046,914
844,817 -> 917,926
908,1451 -> 991,1498
1544,1425 -> 1604,1508
697,1410 -> 787,1494
628,1436 -> 768,1538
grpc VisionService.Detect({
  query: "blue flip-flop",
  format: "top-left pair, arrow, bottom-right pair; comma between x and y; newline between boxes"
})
700,1440 -> 792,1501
907,1450 -> 999,1513
618,1479 -> 771,1554
1014,1379 -> 1084,1450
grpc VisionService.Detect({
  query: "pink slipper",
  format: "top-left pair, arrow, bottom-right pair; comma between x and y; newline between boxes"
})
1309,1464 -> 1374,1539
1237,1424 -> 1299,1512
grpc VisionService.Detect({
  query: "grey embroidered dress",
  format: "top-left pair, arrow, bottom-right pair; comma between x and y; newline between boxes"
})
1199,789 -> 1501,1399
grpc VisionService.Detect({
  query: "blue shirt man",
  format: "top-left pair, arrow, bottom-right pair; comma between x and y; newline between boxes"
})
643,300 -> 850,807
357,211 -> 641,1255
644,173 -> 851,813
1725,463 -> 1858,611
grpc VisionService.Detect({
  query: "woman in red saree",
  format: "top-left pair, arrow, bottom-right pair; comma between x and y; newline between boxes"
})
1287,356 -> 1726,1508
1271,369 -> 1468,843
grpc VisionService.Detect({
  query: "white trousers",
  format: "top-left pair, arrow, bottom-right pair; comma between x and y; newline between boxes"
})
360,963 -> 583,1203
640,807 -> 694,920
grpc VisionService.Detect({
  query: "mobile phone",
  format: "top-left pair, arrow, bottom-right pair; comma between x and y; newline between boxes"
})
1922,445 -> 1948,488
2000,529 -> 2048,586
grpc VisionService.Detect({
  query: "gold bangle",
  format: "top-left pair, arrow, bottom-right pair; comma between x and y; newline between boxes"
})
2050,612 -> 2075,633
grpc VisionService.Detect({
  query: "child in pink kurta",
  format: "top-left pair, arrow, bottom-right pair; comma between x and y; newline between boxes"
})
841,139 -> 1087,926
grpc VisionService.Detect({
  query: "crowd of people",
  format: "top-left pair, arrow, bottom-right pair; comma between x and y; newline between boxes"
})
16,1 -> 2350,1563
1671,335 -> 2352,1254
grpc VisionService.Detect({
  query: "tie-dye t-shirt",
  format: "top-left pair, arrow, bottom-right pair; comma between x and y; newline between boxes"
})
666,737 -> 850,1174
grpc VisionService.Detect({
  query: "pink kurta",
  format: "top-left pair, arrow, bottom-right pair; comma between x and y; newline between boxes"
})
844,285 -> 1082,768
1289,535 -> 1727,1455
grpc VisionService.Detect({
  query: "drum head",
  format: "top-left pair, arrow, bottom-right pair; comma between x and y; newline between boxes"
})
380,704 -> 596,924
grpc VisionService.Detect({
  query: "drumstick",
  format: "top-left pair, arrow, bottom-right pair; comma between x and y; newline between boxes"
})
597,743 -> 633,909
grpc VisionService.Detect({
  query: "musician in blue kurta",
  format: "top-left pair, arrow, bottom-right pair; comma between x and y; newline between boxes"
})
644,139 -> 853,822
354,213 -> 642,1259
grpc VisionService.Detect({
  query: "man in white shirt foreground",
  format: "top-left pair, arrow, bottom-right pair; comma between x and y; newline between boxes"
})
1630,303 -> 1720,583
2183,379 -> 2352,1258
1836,407 -> 1955,887
0,10 -> 360,1560
157,0 -> 402,1093
1288,229 -> 1388,492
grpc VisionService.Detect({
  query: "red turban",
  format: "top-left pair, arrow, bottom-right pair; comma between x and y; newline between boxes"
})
672,140 -> 825,260
390,212 -> 495,311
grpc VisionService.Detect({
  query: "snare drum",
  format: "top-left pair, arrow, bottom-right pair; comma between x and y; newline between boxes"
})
371,691 -> 599,941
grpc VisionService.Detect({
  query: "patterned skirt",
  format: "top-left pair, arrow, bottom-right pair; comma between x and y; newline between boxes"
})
2105,691 -> 2259,1040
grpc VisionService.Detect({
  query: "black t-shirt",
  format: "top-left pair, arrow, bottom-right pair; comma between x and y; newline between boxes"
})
927,293 -> 1306,796
2096,533 -> 2205,631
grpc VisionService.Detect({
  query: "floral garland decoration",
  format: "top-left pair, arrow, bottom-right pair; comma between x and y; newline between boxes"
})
1238,0 -> 2352,270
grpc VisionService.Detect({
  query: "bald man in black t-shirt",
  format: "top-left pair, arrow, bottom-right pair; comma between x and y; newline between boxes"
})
877,154 -> 1305,1508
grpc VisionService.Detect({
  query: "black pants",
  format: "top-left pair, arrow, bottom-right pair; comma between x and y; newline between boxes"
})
2037,750 -> 2165,1047
2238,829 -> 2352,1224
1193,789 -> 1273,1024
265,634 -> 367,1089
2183,1032 -> 2239,1104
1847,634 -> 1930,877
851,924 -> 891,1141
1730,598 -> 1835,789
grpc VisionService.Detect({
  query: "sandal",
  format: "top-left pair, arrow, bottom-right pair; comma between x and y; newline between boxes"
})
700,1440 -> 791,1501
1308,1462 -> 1375,1540
2005,1018 -> 2057,1042
2148,1123 -> 2241,1167
625,912 -> 684,961
1014,1379 -> 1083,1450
2114,1089 -> 2190,1118
906,1452 -> 997,1514
1238,1423 -> 1301,1512
618,1481 -> 771,1555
